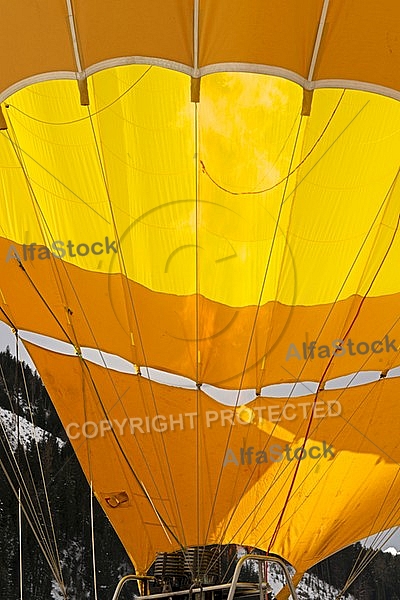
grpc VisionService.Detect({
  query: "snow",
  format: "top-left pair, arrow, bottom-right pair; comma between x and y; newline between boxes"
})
0,406 -> 64,451
50,582 -> 65,600
267,561 -> 356,600
383,546 -> 399,556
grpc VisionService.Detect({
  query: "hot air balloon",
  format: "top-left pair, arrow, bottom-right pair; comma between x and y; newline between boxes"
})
1,1 -> 400,597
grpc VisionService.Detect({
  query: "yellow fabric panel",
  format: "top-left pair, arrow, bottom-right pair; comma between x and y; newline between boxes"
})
24,341 -> 400,576
73,0 -> 193,68
2,68 -> 400,308
0,67 -> 196,294
0,1 -> 75,95
198,75 -> 400,306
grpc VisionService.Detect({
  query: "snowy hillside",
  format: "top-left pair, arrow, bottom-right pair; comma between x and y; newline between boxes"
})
383,546 -> 400,556
267,561 -> 357,600
0,406 -> 64,451
295,571 -> 356,600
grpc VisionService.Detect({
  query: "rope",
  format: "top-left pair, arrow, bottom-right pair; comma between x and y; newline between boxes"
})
0,364 -> 59,565
0,351 -> 67,595
19,344 -> 66,592
0,454 -> 66,594
90,480 -> 99,600
18,487 -> 23,600
199,91 -> 345,196
6,66 -> 152,126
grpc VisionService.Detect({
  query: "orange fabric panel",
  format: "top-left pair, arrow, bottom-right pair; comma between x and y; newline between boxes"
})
316,1 -> 400,89
256,294 -> 400,389
0,0 -> 75,93
199,0 -> 322,76
0,238 -> 73,343
2,1 -> 400,101
1,238 -> 399,389
73,0 -> 193,69
24,340 -> 400,576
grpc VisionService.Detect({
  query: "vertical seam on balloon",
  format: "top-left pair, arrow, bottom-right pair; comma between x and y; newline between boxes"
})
308,0 -> 330,82
193,0 -> 200,75
231,117 -> 311,552
224,116 -> 305,553
65,0 -> 84,76
85,106 -> 181,531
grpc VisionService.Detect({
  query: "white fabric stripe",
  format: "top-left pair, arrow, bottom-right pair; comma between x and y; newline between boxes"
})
0,72 -> 76,103
83,56 -> 193,77
19,330 -> 399,403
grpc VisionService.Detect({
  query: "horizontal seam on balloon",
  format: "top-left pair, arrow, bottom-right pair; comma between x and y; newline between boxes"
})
18,333 -> 400,397
2,61 -> 400,104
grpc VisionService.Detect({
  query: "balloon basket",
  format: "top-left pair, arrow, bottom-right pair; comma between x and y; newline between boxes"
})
110,552 -> 298,600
